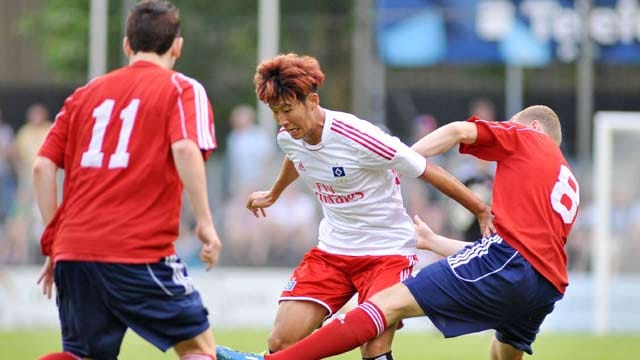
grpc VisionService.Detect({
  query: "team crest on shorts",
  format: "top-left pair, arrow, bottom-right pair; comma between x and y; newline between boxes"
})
284,278 -> 297,291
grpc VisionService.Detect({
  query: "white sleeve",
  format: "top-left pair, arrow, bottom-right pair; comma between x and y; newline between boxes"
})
388,142 -> 427,178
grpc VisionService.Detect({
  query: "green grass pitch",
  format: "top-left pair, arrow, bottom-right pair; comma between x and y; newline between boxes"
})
2,328 -> 639,359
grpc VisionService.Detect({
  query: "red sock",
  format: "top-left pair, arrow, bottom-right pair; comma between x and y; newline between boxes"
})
37,352 -> 79,360
266,301 -> 387,360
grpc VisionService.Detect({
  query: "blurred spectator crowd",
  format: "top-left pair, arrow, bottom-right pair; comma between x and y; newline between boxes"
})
0,103 -> 52,264
2,100 -> 640,273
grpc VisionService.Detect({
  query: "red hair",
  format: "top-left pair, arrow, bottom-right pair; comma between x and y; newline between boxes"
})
254,53 -> 325,106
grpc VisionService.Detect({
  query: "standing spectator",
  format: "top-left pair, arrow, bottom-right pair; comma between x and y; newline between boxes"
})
223,104 -> 275,199
0,108 -> 16,222
220,104 -> 276,265
34,1 -> 221,359
10,103 -> 52,261
242,53 -> 492,359
0,108 -> 17,264
15,103 -> 52,196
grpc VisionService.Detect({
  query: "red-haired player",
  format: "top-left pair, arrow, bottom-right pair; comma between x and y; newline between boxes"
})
232,53 -> 492,360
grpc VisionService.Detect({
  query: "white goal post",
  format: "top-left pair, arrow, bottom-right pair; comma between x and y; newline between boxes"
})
592,111 -> 640,334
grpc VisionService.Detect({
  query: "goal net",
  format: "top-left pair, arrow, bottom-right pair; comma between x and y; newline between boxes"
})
592,111 -> 640,334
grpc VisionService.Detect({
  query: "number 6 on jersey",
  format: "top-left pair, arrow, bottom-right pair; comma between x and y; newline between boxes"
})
81,98 -> 140,169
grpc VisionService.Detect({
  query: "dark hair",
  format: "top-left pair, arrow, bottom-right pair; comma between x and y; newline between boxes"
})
126,0 -> 180,55
254,53 -> 325,106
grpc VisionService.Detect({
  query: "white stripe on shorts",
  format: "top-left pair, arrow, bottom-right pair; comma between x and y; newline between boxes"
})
447,234 -> 502,269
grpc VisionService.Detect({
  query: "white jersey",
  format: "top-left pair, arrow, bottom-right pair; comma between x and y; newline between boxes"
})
277,108 -> 427,256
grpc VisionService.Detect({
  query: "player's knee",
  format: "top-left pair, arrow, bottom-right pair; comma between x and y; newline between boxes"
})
369,284 -> 421,324
267,333 -> 286,352
267,332 -> 297,352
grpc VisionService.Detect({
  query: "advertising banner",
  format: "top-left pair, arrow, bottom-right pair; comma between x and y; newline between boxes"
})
376,0 -> 640,66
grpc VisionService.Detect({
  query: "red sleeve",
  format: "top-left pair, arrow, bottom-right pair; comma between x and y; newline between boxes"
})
38,96 -> 72,168
168,73 -> 217,160
459,117 -> 519,162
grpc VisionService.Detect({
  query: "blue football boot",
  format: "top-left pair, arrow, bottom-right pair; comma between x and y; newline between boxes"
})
216,345 -> 265,360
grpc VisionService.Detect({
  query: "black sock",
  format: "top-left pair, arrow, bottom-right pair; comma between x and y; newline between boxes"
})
363,351 -> 393,360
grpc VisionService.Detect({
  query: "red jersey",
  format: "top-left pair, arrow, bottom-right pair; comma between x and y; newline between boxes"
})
460,117 -> 579,294
38,60 -> 217,263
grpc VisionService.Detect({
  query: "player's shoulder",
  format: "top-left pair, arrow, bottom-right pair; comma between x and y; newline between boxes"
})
170,71 -> 208,94
327,109 -> 379,138
475,119 -> 548,145
326,109 -> 392,145
63,72 -> 112,106
327,109 -> 366,128
479,119 -> 539,135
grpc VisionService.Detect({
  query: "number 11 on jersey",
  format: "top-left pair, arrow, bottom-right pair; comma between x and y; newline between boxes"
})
81,99 -> 140,169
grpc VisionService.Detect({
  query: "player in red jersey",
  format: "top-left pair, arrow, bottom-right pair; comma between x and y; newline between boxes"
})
33,1 -> 221,359
216,105 -> 580,360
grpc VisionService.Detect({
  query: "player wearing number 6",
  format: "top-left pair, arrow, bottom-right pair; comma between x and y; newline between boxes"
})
33,1 -> 221,360
216,105 -> 580,360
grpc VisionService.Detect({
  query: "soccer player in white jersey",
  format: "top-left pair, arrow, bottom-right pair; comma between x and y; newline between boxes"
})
239,53 -> 493,360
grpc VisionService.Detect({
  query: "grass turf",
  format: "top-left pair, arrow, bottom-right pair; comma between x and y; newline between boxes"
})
2,328 -> 639,359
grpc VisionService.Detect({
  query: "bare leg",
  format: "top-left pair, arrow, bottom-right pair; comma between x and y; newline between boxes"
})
490,336 -> 524,360
173,328 -> 216,358
361,282 -> 427,356
370,283 -> 426,325
360,326 -> 396,358
268,300 -> 328,352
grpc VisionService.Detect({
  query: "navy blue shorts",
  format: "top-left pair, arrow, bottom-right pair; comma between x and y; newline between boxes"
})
404,234 -> 563,355
54,256 -> 210,360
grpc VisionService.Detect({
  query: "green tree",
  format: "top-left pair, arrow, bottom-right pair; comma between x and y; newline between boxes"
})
20,0 -> 353,141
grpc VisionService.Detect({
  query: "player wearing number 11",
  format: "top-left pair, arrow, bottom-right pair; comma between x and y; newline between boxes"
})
216,105 -> 580,360
33,1 -> 221,359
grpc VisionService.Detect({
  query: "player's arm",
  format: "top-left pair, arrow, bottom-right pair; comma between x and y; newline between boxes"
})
246,156 -> 299,218
269,156 -> 299,198
411,121 -> 477,157
418,163 -> 495,237
32,156 -> 59,225
172,139 -> 221,270
32,156 -> 59,299
413,215 -> 470,256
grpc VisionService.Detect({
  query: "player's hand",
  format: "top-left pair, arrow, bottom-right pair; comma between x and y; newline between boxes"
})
413,215 -> 437,251
196,223 -> 222,271
37,256 -> 55,299
476,205 -> 495,238
246,190 -> 276,218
